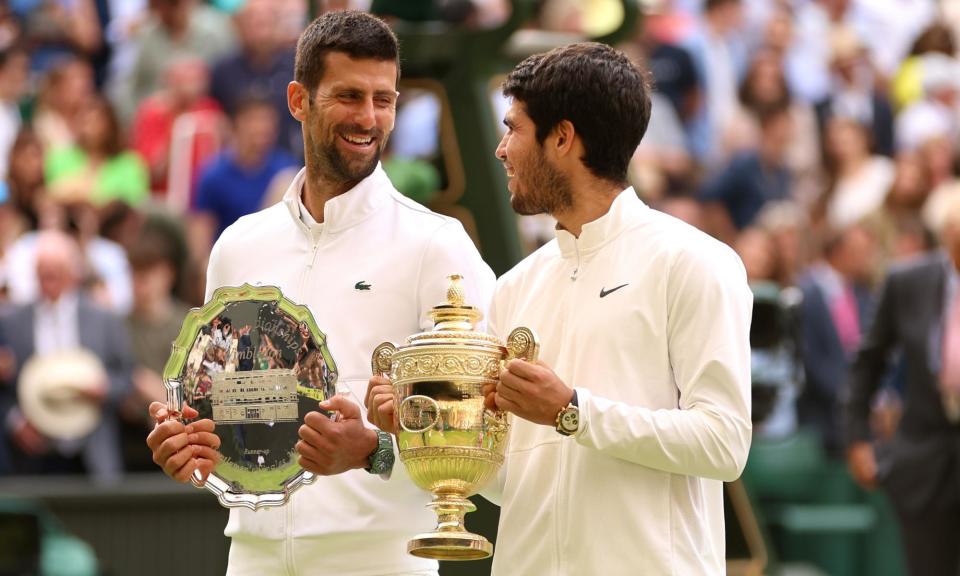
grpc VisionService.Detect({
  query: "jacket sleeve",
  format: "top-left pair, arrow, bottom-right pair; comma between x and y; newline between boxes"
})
415,220 -> 496,330
575,244 -> 754,482
843,269 -> 899,445
204,238 -> 227,302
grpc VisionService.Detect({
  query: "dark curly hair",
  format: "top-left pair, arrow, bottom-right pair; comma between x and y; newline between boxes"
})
502,42 -> 652,184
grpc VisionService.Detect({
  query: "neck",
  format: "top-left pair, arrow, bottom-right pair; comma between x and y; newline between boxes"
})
302,167 -> 359,223
553,178 -> 625,237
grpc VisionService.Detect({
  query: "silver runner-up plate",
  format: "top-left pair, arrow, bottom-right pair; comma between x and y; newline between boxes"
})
162,284 -> 338,510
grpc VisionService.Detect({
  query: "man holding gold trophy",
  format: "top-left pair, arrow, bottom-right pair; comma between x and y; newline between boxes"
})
368,43 -> 753,575
146,11 -> 494,576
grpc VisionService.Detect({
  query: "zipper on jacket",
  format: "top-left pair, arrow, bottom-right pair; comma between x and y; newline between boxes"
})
297,233 -> 323,299
570,238 -> 581,281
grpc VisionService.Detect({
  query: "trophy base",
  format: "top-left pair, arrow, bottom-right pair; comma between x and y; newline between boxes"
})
407,532 -> 493,561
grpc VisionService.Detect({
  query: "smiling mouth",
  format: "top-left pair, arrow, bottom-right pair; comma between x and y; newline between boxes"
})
340,133 -> 374,147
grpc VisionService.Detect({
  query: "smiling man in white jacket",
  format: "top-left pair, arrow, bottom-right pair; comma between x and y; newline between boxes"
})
146,11 -> 494,576
483,43 -> 754,575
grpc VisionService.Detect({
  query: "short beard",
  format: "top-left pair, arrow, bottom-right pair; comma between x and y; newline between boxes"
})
306,127 -> 384,188
511,154 -> 574,216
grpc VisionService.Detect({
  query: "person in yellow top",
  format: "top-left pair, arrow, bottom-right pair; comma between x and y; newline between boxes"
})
45,96 -> 149,207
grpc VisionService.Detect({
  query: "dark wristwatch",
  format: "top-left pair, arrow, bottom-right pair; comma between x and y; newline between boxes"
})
365,429 -> 395,475
555,389 -> 579,436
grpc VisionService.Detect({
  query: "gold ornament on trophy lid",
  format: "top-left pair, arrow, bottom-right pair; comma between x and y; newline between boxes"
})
371,275 -> 538,561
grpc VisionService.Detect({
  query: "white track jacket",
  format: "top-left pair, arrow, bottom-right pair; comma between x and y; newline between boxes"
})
206,166 -> 495,576
486,188 -> 753,575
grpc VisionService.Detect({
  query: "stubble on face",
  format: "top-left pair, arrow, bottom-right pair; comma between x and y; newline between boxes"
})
510,145 -> 574,216
305,114 -> 387,189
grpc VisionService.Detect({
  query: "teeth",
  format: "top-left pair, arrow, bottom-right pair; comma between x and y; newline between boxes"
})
343,134 -> 372,145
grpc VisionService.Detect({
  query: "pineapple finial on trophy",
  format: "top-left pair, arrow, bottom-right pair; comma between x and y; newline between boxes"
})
446,274 -> 465,307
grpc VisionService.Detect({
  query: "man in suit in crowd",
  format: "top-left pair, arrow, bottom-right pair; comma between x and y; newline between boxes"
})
798,223 -> 876,456
845,196 -> 960,576
0,230 -> 134,481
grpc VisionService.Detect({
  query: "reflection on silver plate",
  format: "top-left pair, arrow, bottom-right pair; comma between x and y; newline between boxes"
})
163,284 -> 338,510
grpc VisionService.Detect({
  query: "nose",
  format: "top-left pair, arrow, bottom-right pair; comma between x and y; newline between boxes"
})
355,97 -> 376,130
495,132 -> 507,161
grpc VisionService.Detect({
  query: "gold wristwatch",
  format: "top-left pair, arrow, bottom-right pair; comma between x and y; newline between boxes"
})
555,390 -> 579,436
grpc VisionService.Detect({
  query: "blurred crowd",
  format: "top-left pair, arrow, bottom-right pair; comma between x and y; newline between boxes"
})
0,0 -> 955,497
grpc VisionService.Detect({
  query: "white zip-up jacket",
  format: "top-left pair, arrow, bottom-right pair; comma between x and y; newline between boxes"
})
206,166 -> 495,576
486,189 -> 753,575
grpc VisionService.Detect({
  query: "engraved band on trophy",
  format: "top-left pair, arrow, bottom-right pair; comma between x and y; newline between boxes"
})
371,275 -> 539,560
162,284 -> 338,510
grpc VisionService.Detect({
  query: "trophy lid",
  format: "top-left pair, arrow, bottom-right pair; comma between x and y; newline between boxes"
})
408,275 -> 500,347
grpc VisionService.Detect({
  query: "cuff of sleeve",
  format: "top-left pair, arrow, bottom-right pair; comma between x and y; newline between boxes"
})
573,387 -> 590,441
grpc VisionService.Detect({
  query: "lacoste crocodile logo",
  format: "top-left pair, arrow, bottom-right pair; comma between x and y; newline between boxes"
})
599,283 -> 629,298
355,281 -> 372,291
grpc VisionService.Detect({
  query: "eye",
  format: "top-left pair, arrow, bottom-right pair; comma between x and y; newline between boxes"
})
337,90 -> 362,102
374,94 -> 396,108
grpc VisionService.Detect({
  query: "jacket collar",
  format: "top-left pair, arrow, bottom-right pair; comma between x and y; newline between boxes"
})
283,164 -> 392,235
555,187 -> 648,258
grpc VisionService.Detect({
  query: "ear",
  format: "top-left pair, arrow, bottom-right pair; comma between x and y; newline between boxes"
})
551,120 -> 576,158
288,81 -> 307,122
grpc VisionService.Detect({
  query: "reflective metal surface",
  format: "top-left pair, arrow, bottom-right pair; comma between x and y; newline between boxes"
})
372,275 -> 538,560
163,284 -> 338,510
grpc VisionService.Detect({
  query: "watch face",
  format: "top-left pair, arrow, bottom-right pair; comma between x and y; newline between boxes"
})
561,409 -> 578,431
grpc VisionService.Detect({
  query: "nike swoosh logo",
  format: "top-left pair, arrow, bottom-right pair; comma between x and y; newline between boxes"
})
599,283 -> 629,298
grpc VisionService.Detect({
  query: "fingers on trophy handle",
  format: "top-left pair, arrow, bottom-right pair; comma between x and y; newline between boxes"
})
505,327 -> 539,362
166,380 -> 185,422
371,342 -> 397,378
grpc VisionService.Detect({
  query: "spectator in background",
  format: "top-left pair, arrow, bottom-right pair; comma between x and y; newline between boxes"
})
130,57 -> 224,199
0,44 -> 29,181
5,128 -> 45,233
756,200 -> 811,288
32,56 -> 95,152
120,222 -> 189,471
734,226 -> 781,285
721,47 -> 823,207
0,230 -> 133,482
4,203 -> 134,315
862,150 -> 935,276
892,22 -> 956,111
798,223 -> 876,457
14,0 -> 102,72
683,0 -> 748,167
209,0 -> 301,160
816,114 -> 895,231
700,103 -> 793,245
813,25 -> 895,158
45,96 -> 149,207
638,9 -> 701,129
118,0 -> 234,122
191,96 -> 297,252
845,195 -> 960,576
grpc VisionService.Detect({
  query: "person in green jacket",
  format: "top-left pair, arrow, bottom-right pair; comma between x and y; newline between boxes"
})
45,96 -> 149,207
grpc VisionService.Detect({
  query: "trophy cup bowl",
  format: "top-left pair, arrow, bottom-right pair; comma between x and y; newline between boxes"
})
371,275 -> 538,561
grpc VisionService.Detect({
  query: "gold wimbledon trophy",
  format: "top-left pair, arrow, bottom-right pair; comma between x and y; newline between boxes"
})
371,275 -> 538,561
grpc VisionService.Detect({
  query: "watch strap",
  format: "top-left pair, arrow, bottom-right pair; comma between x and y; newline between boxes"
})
365,429 -> 395,475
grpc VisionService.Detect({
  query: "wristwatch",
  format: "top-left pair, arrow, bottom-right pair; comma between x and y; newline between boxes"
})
555,390 -> 579,436
365,429 -> 395,475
